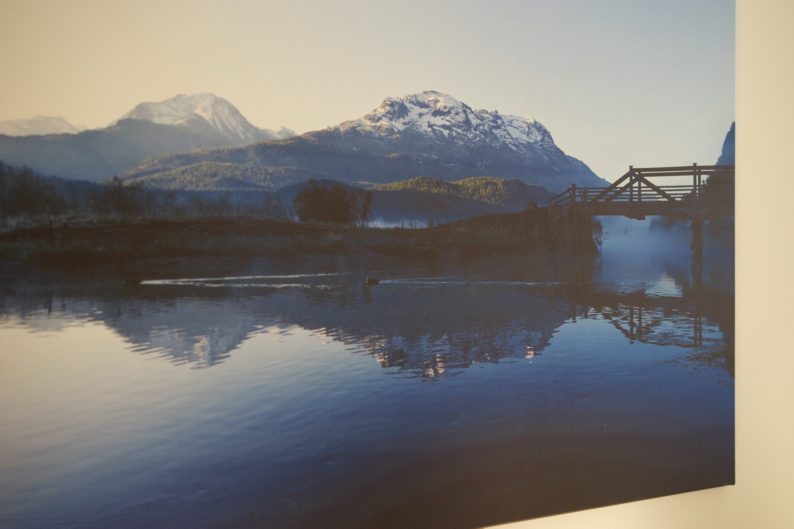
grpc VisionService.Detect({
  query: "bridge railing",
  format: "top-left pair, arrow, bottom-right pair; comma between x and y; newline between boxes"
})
548,164 -> 734,208
550,185 -> 698,205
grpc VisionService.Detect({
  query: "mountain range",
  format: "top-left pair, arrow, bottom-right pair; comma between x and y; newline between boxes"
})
0,93 -> 293,181
123,91 -> 606,192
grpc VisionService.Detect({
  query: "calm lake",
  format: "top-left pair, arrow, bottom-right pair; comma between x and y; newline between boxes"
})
0,217 -> 734,529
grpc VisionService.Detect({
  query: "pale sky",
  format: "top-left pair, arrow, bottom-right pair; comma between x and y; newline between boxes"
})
0,0 -> 734,180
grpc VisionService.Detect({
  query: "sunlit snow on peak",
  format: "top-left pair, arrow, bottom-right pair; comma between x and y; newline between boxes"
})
338,91 -> 553,150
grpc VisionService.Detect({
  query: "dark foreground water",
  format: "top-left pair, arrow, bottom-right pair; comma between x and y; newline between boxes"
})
0,218 -> 734,529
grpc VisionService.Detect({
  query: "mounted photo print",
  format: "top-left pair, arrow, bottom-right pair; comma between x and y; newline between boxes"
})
0,1 -> 734,528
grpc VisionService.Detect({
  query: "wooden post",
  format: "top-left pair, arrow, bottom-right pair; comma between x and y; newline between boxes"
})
692,163 -> 698,203
629,165 -> 635,204
571,183 -> 577,204
689,163 -> 698,215
698,167 -> 703,200
692,217 -> 703,291
691,216 -> 704,347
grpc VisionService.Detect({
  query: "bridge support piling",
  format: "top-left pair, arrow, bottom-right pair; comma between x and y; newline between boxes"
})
691,217 -> 704,347
691,217 -> 703,291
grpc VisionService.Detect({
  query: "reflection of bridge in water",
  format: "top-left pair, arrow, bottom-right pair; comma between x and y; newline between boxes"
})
549,163 -> 734,285
551,163 -> 734,353
567,290 -> 707,349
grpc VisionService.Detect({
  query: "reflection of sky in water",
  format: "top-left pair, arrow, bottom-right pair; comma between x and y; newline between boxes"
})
644,273 -> 684,297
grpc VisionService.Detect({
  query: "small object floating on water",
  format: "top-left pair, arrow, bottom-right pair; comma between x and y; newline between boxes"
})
365,277 -> 381,285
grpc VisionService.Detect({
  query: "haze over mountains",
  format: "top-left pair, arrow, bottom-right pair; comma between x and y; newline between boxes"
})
125,91 -> 606,192
120,93 -> 293,144
0,116 -> 85,136
0,93 -> 293,181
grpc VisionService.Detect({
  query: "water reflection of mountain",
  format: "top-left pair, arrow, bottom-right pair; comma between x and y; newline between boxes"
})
266,282 -> 572,377
0,281 -> 575,373
1,260 -> 733,378
108,297 -> 264,367
0,288 -> 270,367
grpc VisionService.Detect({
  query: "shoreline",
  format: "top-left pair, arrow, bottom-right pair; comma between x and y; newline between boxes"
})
0,208 -> 600,279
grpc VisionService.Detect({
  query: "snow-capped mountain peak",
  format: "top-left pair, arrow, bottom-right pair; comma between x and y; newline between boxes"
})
120,93 -> 260,142
339,90 -> 554,150
119,93 -> 293,143
115,90 -> 605,192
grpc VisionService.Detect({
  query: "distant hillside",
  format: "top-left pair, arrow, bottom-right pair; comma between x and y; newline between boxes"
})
374,176 -> 551,206
271,176 -> 553,226
367,176 -> 553,225
126,160 -> 318,191
0,116 -> 85,136
716,122 -> 735,166
1,160 -> 554,227
0,160 -> 285,221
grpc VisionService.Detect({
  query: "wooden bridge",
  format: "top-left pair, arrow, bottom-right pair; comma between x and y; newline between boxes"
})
548,164 -> 735,220
548,163 -> 735,316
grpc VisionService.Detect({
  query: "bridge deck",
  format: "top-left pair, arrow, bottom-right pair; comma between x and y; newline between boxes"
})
548,164 -> 734,219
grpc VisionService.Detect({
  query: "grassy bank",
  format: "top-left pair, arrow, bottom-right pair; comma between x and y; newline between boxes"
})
0,207 -> 600,278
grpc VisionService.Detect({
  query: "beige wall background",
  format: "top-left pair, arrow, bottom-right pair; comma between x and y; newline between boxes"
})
493,0 -> 794,527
